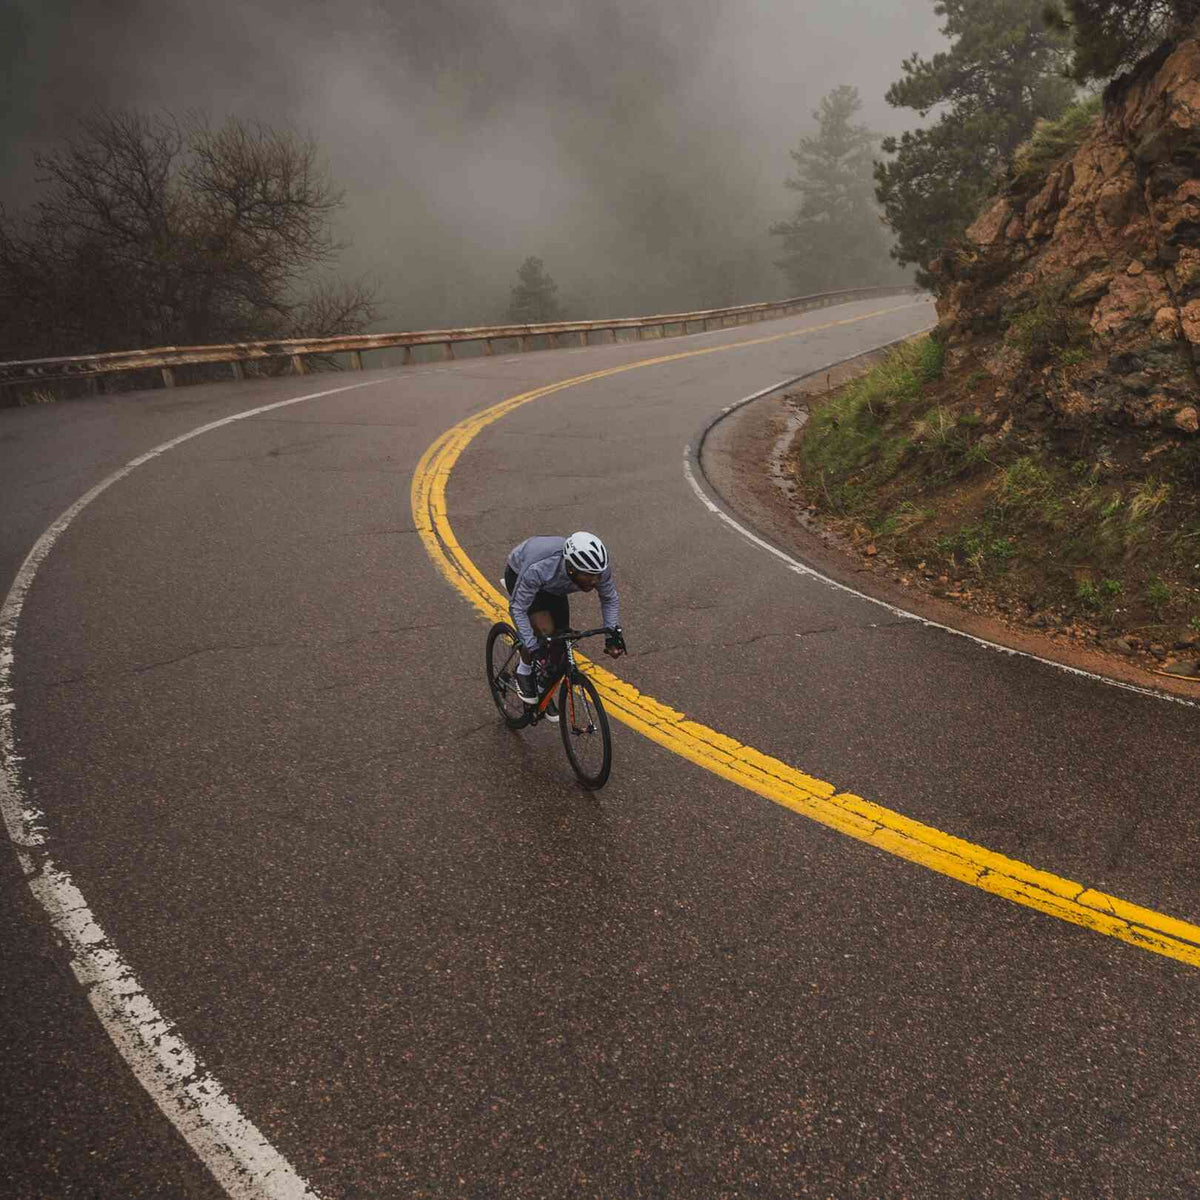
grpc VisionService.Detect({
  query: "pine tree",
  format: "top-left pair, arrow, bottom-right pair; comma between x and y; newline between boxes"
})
1043,0 -> 1200,82
507,256 -> 562,323
769,86 -> 893,294
874,0 -> 1076,286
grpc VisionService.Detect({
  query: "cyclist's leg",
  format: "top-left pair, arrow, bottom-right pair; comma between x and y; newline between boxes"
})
515,591 -> 569,698
543,594 -> 570,673
514,607 -> 553,702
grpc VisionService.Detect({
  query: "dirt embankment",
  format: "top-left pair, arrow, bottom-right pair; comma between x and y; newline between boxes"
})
740,34 -> 1200,693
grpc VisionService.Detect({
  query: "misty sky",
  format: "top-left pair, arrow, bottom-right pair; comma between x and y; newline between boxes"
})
2,0 -> 947,327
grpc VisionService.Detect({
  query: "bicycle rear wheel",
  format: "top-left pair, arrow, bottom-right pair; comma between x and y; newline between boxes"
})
558,672 -> 611,788
486,622 -> 531,729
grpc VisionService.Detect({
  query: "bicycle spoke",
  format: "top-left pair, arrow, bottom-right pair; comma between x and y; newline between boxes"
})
487,623 -> 530,727
561,678 -> 608,784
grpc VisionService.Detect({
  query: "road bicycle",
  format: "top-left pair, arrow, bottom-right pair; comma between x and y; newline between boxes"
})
485,623 -> 613,789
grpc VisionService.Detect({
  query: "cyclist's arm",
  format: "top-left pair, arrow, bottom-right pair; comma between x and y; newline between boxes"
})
509,570 -> 542,650
597,573 -> 620,632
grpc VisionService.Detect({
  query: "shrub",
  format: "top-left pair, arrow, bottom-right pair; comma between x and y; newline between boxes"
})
916,336 -> 946,383
1005,282 -> 1091,366
1146,577 -> 1171,611
1128,479 -> 1171,523
992,456 -> 1063,524
1011,95 -> 1103,183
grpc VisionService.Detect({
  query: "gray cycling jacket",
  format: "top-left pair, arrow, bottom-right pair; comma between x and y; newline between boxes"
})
506,535 -> 620,650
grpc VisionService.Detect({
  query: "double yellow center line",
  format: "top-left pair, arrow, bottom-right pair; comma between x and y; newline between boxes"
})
411,309 -> 1200,971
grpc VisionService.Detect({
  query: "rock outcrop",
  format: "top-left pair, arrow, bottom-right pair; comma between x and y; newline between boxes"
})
932,33 -> 1200,434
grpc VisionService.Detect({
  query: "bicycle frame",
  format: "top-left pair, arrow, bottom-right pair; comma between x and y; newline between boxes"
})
500,628 -> 606,724
531,638 -> 580,722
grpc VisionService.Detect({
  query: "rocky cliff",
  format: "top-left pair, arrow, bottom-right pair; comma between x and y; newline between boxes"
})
933,32 -> 1200,437
782,32 -> 1200,677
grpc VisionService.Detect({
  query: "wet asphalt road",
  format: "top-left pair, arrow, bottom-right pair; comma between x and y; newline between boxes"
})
4,295 -> 1200,1199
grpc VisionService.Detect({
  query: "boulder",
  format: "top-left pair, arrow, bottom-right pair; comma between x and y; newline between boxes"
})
1172,406 -> 1199,434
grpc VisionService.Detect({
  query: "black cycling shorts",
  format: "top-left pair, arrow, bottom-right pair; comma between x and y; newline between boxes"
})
504,565 -> 570,633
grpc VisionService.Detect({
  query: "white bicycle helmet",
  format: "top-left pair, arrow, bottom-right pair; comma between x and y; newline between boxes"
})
563,531 -> 609,573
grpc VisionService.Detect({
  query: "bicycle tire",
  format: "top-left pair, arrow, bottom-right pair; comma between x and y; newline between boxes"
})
486,621 -> 531,729
558,671 -> 612,788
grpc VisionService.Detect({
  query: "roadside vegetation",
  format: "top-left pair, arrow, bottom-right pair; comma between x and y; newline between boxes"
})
788,3 -> 1200,668
790,335 -> 1200,653
1009,94 -> 1103,188
872,0 -> 1076,287
0,109 -> 379,373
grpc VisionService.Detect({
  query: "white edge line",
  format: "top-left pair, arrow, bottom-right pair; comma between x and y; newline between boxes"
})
684,355 -> 1199,712
0,375 -> 402,1199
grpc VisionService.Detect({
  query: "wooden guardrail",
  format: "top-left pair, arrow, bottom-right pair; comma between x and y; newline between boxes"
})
0,285 -> 919,391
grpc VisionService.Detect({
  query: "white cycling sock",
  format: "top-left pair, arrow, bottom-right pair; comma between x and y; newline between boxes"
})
516,661 -> 532,676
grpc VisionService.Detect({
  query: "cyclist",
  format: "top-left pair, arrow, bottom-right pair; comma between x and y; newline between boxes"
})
503,532 -> 626,707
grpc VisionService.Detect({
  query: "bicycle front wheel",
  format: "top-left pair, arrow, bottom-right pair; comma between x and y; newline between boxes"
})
486,622 -> 531,730
558,672 -> 612,788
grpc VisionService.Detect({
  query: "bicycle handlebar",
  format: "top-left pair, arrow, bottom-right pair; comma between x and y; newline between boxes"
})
544,626 -> 610,644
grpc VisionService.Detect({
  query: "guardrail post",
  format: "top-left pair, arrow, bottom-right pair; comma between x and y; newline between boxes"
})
350,350 -> 363,370
291,354 -> 306,375
402,346 -> 414,366
546,332 -> 557,349
231,361 -> 245,380
637,326 -> 646,341
443,343 -> 454,361
520,335 -> 531,352
484,339 -> 494,356
161,366 -> 176,388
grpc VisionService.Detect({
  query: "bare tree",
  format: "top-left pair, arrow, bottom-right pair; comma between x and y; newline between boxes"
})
0,109 -> 380,363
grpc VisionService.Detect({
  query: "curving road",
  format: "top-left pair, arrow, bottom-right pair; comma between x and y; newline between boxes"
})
4,295 -> 1200,1199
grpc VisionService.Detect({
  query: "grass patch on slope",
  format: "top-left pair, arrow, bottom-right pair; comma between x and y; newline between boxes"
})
790,337 -> 1200,639
1011,95 -> 1104,186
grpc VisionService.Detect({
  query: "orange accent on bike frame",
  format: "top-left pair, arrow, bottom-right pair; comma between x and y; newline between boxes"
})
539,675 -> 566,712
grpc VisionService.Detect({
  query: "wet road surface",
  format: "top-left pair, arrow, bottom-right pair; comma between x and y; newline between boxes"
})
5,295 -> 1200,1198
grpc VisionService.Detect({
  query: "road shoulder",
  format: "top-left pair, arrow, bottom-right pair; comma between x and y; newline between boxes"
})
701,349 -> 1200,705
